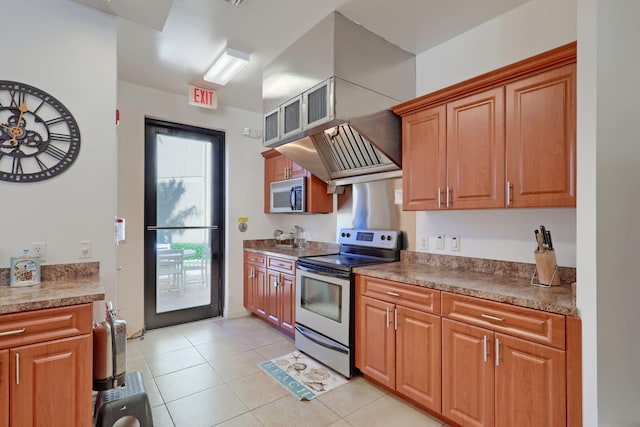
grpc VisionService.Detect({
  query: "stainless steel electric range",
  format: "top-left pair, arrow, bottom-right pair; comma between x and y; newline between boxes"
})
294,228 -> 403,378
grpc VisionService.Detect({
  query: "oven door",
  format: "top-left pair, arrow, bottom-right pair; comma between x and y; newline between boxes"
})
295,268 -> 350,346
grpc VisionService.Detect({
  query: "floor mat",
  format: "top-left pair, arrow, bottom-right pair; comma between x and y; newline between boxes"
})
258,351 -> 348,400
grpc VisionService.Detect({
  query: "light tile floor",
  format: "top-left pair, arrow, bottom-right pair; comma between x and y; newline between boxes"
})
115,316 -> 447,427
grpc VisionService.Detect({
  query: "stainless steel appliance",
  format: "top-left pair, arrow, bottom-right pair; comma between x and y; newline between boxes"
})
295,228 -> 402,378
93,302 -> 127,390
262,12 -> 415,188
270,177 -> 305,213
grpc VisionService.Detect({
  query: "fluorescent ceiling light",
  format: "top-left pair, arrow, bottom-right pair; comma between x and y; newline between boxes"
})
204,48 -> 250,85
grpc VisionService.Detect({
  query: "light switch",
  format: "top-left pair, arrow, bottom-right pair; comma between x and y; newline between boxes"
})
79,240 -> 92,259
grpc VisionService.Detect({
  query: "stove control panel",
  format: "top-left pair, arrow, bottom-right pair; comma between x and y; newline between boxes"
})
338,229 -> 401,249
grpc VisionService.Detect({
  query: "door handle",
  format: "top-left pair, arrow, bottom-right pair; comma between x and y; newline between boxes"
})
483,335 -> 489,363
0,328 -> 26,337
495,338 -> 501,367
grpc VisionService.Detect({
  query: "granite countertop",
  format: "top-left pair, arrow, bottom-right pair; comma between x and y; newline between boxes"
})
0,278 -> 105,315
354,256 -> 576,316
0,262 -> 105,315
244,239 -> 339,261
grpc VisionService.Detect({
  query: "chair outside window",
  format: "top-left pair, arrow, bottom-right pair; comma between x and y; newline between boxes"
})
157,249 -> 184,291
183,245 -> 209,286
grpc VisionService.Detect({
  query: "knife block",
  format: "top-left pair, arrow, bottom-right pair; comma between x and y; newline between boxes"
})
531,249 -> 560,287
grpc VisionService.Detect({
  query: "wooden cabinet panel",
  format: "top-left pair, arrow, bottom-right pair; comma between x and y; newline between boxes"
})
0,350 -> 7,427
442,318 -> 494,427
243,262 -> 255,311
262,149 -> 332,213
266,271 -> 280,326
402,105 -> 447,210
267,256 -> 296,275
358,275 -> 440,314
396,306 -> 441,412
505,63 -> 576,208
279,273 -> 296,335
11,334 -> 92,427
0,304 -> 92,350
442,292 -> 565,349
244,252 -> 267,318
447,87 -> 505,209
495,333 -> 566,427
358,295 -> 395,388
254,267 -> 267,318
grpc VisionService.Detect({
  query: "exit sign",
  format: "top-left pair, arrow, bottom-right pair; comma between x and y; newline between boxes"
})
188,85 -> 217,109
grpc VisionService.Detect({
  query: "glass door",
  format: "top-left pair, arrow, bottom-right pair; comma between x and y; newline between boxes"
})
144,118 -> 224,330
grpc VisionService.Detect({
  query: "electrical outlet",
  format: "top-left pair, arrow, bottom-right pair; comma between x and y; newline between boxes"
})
420,236 -> 428,249
436,235 -> 445,250
79,240 -> 92,259
30,242 -> 47,262
450,236 -> 460,251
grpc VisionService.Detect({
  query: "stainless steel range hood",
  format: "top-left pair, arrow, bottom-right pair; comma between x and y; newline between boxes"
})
262,12 -> 415,187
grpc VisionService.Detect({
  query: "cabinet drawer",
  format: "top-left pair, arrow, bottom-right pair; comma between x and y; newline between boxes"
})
357,275 -> 440,314
0,304 -> 92,350
244,251 -> 266,267
441,293 -> 565,349
267,256 -> 296,275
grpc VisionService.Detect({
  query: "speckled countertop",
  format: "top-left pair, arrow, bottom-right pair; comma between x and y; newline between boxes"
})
0,262 -> 105,314
354,252 -> 577,316
243,241 -> 577,316
243,239 -> 339,260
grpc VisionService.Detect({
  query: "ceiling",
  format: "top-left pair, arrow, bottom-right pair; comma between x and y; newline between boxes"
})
72,0 -> 530,113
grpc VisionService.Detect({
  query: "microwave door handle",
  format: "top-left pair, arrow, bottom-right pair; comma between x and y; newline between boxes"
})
290,187 -> 295,211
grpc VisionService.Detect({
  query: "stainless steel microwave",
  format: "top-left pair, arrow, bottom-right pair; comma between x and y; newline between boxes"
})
270,177 -> 305,213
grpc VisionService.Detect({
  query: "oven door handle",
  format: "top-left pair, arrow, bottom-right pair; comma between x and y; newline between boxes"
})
295,324 -> 348,354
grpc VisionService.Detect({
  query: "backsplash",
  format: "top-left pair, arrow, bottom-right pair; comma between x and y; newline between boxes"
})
401,251 -> 577,285
0,262 -> 99,286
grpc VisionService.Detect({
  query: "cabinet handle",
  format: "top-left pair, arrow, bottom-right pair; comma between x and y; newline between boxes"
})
495,338 -> 501,367
481,313 -> 504,322
394,309 -> 398,331
386,291 -> 401,297
446,186 -> 451,208
15,353 -> 19,385
386,307 -> 390,328
0,328 -> 26,337
483,335 -> 488,363
437,188 -> 442,208
506,181 -> 512,206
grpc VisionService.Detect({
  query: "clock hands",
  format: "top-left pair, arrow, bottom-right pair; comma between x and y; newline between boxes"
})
1,101 -> 29,147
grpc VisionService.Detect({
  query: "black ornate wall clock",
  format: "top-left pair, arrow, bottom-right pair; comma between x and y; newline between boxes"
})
0,80 -> 80,182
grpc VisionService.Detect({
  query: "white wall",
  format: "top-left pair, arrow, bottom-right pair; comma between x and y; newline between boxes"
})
588,1 -> 640,424
116,81 -> 269,333
414,0 -> 577,267
1,1 -> 117,308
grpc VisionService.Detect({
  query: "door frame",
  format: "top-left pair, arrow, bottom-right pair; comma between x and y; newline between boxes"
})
143,118 -> 225,330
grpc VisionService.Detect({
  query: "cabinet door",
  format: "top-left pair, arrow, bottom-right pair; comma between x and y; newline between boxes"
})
279,273 -> 296,334
447,87 -> 505,209
266,271 -> 281,326
254,267 -> 267,318
505,63 -> 576,208
271,155 -> 290,181
402,105 -> 446,210
0,350 -> 7,427
396,306 -> 441,413
442,319 -> 494,427
243,263 -> 255,311
11,335 -> 92,427
358,296 -> 395,388
288,160 -> 306,179
495,334 -> 566,427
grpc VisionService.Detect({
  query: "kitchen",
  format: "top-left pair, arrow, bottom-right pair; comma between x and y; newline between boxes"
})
0,0 -> 638,426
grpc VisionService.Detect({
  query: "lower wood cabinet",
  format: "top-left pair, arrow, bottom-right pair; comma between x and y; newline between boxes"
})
356,275 -> 441,413
441,292 -> 568,427
244,250 -> 296,335
355,276 -> 581,427
0,304 -> 93,427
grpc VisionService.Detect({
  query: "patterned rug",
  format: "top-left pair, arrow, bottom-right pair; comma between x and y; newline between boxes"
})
258,351 -> 348,400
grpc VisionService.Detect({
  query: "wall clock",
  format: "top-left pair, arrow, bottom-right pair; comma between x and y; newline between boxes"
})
0,80 -> 80,182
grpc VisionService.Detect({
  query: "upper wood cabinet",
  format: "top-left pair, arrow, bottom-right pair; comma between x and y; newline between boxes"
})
393,42 -> 576,211
261,149 -> 333,214
505,63 -> 576,208
402,105 -> 446,210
